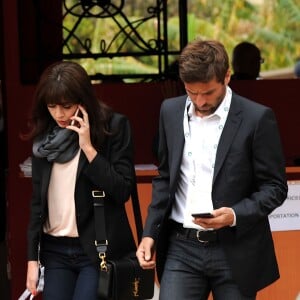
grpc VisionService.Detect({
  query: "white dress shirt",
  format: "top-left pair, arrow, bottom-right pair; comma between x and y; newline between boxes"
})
170,87 -> 232,229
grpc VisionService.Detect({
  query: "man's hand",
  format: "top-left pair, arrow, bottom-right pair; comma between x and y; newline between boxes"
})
193,207 -> 235,229
136,237 -> 156,269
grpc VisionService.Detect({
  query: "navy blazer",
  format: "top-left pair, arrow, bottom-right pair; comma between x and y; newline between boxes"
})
27,113 -> 137,265
143,93 -> 288,296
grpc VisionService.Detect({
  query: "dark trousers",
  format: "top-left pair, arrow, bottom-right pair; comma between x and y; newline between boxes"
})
41,234 -> 99,300
159,228 -> 256,300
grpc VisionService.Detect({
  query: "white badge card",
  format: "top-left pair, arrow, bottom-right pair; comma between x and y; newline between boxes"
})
190,189 -> 214,214
183,188 -> 214,229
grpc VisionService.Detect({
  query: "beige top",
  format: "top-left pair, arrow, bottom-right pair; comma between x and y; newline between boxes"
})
43,150 -> 81,237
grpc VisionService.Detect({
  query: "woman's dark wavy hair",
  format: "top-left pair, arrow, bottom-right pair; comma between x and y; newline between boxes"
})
22,61 -> 113,151
179,39 -> 229,84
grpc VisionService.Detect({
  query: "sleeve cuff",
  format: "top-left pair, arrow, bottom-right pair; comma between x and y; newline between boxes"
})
230,208 -> 236,227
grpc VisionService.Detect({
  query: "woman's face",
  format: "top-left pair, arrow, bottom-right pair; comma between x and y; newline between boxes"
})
47,103 -> 79,128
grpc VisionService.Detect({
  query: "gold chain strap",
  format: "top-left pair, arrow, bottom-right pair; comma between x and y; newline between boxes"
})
99,252 -> 108,271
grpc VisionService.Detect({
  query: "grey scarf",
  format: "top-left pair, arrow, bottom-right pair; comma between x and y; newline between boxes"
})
33,126 -> 79,163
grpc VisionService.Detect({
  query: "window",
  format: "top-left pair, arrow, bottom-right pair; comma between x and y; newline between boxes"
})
62,0 -> 185,82
19,0 -> 300,83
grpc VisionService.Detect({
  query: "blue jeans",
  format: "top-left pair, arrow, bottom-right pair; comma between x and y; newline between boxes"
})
159,231 -> 256,300
40,234 -> 99,300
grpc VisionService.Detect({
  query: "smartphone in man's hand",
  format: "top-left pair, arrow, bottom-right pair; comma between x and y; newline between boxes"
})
192,212 -> 214,218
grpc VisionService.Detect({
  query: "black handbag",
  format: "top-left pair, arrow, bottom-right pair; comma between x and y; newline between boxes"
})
92,178 -> 155,300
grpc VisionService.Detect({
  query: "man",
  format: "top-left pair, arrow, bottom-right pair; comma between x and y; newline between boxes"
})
136,40 -> 287,299
231,41 -> 263,80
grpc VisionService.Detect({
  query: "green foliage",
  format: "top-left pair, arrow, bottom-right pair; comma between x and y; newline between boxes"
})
186,0 -> 300,71
63,0 -> 300,77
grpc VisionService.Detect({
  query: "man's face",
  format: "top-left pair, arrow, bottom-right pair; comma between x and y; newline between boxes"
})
184,71 -> 230,117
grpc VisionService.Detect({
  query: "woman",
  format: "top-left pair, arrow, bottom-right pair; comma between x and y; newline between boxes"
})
24,61 -> 136,299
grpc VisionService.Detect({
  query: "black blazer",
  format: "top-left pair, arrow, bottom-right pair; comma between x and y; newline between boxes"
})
143,93 -> 288,296
27,113 -> 137,265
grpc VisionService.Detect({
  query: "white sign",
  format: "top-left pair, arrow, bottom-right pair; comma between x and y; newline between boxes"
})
269,181 -> 300,231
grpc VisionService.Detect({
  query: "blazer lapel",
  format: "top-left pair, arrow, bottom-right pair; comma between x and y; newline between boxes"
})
173,99 -> 185,160
41,161 -> 52,204
76,150 -> 87,180
213,95 -> 242,184
169,97 -> 186,190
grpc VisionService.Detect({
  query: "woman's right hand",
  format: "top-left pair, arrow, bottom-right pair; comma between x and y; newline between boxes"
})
26,261 -> 39,296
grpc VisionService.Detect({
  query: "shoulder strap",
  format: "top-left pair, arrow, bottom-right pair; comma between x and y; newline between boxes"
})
93,174 -> 143,247
92,190 -> 107,254
130,174 -> 143,243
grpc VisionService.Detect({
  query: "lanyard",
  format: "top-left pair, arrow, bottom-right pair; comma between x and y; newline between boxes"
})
183,97 -> 227,187
183,98 -> 197,185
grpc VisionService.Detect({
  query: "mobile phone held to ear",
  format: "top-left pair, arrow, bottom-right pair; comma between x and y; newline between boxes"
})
70,108 -> 80,126
192,212 -> 214,218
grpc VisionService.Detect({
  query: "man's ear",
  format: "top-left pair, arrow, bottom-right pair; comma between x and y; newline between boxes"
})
224,69 -> 231,85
